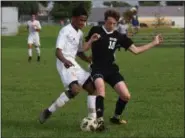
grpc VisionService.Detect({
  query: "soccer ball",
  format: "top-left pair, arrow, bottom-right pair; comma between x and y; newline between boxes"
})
80,117 -> 98,132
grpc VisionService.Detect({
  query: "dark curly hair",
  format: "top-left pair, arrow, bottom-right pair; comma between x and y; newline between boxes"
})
104,9 -> 120,22
72,5 -> 88,17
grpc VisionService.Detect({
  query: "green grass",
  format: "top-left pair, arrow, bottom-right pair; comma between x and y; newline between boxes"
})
1,26 -> 184,138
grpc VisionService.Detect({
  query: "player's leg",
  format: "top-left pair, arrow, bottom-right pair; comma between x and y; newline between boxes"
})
35,46 -> 41,62
82,77 -> 96,119
34,37 -> 41,62
39,81 -> 82,124
135,25 -> 139,34
28,44 -> 33,62
111,81 -> 130,124
107,72 -> 131,124
92,70 -> 106,131
39,62 -> 82,124
27,36 -> 33,62
75,64 -> 96,119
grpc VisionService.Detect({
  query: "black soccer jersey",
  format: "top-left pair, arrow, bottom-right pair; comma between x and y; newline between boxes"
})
85,26 -> 133,67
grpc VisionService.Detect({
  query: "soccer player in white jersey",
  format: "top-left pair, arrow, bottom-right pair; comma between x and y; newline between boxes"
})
117,17 -> 129,35
39,6 -> 99,124
27,14 -> 41,62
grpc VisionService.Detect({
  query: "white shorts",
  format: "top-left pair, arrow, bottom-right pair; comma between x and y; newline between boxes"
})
28,35 -> 40,46
56,58 -> 90,90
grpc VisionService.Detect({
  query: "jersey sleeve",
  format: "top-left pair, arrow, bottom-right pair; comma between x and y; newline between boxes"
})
85,26 -> 96,42
77,31 -> 84,52
37,21 -> 41,29
119,34 -> 133,50
56,29 -> 66,49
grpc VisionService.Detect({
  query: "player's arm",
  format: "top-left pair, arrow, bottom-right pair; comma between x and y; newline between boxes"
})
77,52 -> 91,63
83,27 -> 100,51
35,21 -> 41,32
83,34 -> 100,51
56,30 -> 74,68
35,28 -> 41,32
77,33 -> 92,63
128,34 -> 163,55
56,48 -> 74,68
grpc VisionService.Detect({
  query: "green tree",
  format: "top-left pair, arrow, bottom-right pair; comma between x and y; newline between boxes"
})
103,1 -> 131,7
103,1 -> 111,7
139,1 -> 161,6
38,1 -> 48,7
50,1 -> 92,21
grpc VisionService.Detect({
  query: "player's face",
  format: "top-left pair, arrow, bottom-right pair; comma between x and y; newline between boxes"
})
104,17 -> 117,32
75,15 -> 87,29
31,15 -> 36,21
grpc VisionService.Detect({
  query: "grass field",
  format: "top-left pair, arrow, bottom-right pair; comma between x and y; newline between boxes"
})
1,25 -> 184,138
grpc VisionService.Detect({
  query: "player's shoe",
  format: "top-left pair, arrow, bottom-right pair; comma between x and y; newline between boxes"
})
28,56 -> 32,62
96,117 -> 106,131
39,109 -> 52,124
37,56 -> 40,62
110,116 -> 127,125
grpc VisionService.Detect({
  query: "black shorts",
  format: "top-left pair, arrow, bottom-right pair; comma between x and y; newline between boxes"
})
91,64 -> 124,88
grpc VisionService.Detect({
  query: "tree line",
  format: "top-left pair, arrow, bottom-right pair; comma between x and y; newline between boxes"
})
1,1 -> 184,20
1,1 -> 91,20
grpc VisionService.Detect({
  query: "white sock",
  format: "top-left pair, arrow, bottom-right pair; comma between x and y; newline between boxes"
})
48,92 -> 70,113
35,47 -> 40,56
28,48 -> 32,57
87,95 -> 96,118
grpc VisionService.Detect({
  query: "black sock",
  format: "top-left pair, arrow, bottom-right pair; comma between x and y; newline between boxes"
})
96,96 -> 104,118
114,97 -> 128,118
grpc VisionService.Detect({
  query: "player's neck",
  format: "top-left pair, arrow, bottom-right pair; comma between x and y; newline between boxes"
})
71,23 -> 79,32
102,25 -> 114,34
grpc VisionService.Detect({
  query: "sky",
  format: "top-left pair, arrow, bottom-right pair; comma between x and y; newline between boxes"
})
92,0 -> 138,7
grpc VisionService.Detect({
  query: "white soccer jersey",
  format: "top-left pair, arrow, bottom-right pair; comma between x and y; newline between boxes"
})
56,24 -> 83,59
27,20 -> 41,35
27,20 -> 41,46
117,23 -> 129,35
56,24 -> 89,89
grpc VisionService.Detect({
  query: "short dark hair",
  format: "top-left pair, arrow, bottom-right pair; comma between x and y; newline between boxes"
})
104,9 -> 120,22
72,5 -> 88,17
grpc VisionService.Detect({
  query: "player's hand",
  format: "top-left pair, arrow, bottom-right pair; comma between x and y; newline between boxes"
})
153,34 -> 163,46
63,59 -> 74,68
90,33 -> 101,42
33,25 -> 37,30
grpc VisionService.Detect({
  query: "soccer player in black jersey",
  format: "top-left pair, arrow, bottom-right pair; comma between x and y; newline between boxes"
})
84,9 -> 163,131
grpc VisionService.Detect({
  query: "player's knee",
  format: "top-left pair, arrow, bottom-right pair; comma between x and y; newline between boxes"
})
65,88 -> 80,99
83,80 -> 96,95
72,85 -> 81,94
94,78 -> 105,95
28,44 -> 32,49
70,84 -> 81,97
124,93 -> 131,101
120,92 -> 131,102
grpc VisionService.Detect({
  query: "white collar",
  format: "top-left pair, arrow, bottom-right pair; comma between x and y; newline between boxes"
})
70,23 -> 79,33
102,25 -> 114,34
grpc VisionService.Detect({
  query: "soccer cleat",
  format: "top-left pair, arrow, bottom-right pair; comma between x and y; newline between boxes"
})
96,117 -> 106,131
39,109 -> 52,124
28,56 -> 32,62
110,116 -> 127,125
37,56 -> 40,62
